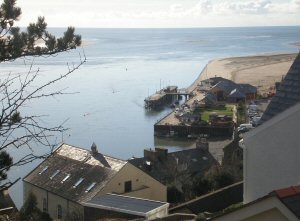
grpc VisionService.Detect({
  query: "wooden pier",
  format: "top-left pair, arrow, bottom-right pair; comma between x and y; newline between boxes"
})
144,86 -> 191,109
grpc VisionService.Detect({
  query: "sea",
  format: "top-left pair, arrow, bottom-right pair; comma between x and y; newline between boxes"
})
1,26 -> 300,207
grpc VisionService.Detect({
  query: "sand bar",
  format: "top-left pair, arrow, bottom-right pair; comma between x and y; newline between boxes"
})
158,52 -> 297,126
190,52 -> 297,94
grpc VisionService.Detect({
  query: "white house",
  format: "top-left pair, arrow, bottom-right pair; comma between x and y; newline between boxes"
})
241,102 -> 300,203
212,185 -> 300,221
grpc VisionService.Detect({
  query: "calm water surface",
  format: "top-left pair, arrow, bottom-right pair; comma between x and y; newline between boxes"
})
1,26 -> 299,207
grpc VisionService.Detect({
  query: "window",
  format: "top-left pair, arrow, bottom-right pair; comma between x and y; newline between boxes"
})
85,182 -> 96,193
61,174 -> 70,183
39,166 -> 48,175
50,170 -> 60,179
124,180 -> 132,193
57,204 -> 62,219
73,178 -> 84,188
42,198 -> 47,212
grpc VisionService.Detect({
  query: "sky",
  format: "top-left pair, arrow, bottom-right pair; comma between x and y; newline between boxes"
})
16,0 -> 300,28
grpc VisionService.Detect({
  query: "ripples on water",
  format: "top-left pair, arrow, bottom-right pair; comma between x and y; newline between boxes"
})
1,26 -> 300,207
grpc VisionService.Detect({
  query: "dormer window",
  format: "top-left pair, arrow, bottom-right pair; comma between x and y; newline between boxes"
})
39,166 -> 49,175
50,170 -> 60,180
73,178 -> 84,188
85,182 -> 96,193
61,174 -> 70,183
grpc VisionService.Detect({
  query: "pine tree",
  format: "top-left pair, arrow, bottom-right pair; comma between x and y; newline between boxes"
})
0,0 -> 85,190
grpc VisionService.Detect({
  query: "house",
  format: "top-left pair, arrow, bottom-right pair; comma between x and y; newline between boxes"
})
83,193 -> 169,221
239,84 -> 257,100
241,101 -> 300,203
211,185 -> 300,221
203,77 -> 257,102
203,92 -> 218,107
259,51 -> 300,125
23,143 -> 167,220
227,88 -> 245,103
129,146 -> 218,191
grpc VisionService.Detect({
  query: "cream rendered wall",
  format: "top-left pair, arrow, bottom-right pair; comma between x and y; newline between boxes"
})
23,182 -> 84,220
212,197 -> 298,221
123,186 -> 152,199
243,105 -> 300,203
100,163 -> 167,201
24,182 -> 48,212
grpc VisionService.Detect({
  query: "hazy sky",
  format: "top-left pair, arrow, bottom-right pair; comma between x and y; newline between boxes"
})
16,0 -> 300,28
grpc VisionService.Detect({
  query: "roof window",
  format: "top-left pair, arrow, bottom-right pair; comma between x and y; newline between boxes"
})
39,166 -> 49,175
85,182 -> 96,193
61,174 -> 70,183
50,170 -> 60,179
73,178 -> 84,188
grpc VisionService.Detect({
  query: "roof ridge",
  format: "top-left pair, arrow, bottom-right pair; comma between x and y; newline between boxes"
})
58,143 -> 126,162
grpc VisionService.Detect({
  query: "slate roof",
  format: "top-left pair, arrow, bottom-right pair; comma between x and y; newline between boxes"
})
204,92 -> 217,103
212,80 -> 237,96
228,89 -> 246,98
23,144 -> 126,203
239,84 -> 257,94
259,52 -> 300,124
275,185 -> 300,219
129,148 -> 218,185
209,77 -> 257,97
84,194 -> 168,217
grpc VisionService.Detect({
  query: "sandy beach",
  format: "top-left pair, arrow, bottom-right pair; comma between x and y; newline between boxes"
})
159,52 -> 298,127
157,52 -> 298,163
189,52 -> 297,94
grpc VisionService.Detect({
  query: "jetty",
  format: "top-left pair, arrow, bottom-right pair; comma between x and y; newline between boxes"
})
144,86 -> 191,109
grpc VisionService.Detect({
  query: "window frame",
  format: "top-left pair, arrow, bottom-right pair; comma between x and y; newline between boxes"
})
57,204 -> 62,219
42,198 -> 47,212
124,180 -> 132,193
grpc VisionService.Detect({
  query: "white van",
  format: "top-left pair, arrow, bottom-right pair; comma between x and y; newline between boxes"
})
238,123 -> 253,129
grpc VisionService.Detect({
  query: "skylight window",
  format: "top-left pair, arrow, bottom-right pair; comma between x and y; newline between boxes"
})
61,174 -> 70,183
73,178 -> 84,188
39,166 -> 49,175
50,170 -> 60,179
85,182 -> 96,193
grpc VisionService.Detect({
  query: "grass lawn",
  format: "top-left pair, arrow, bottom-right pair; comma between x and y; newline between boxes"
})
198,105 -> 234,122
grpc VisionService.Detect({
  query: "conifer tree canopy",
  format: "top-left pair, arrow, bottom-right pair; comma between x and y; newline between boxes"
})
0,0 -> 85,191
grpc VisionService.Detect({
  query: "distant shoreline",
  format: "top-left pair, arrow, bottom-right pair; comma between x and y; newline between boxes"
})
289,42 -> 300,47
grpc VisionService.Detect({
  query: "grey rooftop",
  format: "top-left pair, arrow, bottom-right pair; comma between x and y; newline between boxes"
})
260,51 -> 300,124
23,144 -> 126,203
84,193 -> 169,216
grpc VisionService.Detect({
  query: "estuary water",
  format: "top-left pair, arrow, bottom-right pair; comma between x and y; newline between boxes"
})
1,26 -> 300,206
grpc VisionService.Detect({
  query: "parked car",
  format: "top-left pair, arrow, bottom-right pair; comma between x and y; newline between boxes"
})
237,127 -> 250,134
237,123 -> 254,134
